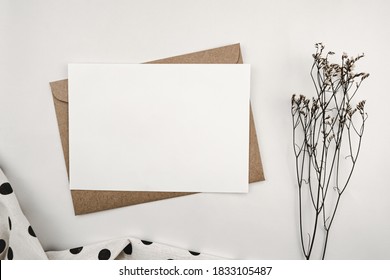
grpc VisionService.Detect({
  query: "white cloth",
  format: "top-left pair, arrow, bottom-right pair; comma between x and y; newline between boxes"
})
0,169 -> 221,260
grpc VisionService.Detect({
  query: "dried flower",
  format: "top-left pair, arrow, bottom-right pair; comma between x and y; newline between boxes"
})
357,100 -> 366,112
362,73 -> 370,80
291,43 -> 368,260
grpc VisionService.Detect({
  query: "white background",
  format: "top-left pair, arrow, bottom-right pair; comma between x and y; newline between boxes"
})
0,0 -> 389,259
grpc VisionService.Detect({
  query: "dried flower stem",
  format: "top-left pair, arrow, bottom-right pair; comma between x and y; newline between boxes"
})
291,43 -> 368,259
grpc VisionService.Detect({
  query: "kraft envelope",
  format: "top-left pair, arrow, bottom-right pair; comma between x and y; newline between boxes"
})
50,43 -> 265,215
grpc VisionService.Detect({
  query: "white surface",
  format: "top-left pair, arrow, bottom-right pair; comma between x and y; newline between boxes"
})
0,0 -> 389,259
68,64 -> 250,193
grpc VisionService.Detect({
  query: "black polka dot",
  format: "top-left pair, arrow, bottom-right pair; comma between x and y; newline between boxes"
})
123,243 -> 132,255
141,240 -> 153,245
8,217 -> 12,231
98,249 -> 111,260
0,239 -> 6,254
7,247 -> 13,260
28,226 -> 36,237
0,182 -> 13,195
69,247 -> 83,254
189,250 -> 200,256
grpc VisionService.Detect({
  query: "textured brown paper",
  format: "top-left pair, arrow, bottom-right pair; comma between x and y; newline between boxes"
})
50,43 -> 264,215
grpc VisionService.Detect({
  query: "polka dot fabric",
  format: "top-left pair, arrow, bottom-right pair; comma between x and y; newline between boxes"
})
46,239 -> 129,260
46,238 -> 220,260
0,169 -> 221,260
0,169 -> 47,260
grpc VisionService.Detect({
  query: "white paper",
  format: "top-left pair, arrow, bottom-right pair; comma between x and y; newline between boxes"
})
68,64 -> 250,193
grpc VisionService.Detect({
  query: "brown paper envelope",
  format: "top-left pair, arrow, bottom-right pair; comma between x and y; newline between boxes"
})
50,43 -> 264,215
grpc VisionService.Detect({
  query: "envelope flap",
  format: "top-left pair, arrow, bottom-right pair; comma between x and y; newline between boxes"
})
149,43 -> 242,64
50,80 -> 68,103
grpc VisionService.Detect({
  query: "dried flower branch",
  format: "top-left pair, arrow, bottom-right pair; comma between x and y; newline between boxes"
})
291,43 -> 368,259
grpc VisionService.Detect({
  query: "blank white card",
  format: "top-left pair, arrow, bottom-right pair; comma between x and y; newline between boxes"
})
69,64 -> 250,193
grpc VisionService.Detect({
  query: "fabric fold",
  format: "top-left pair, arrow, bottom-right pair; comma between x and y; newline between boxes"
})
0,169 -> 222,260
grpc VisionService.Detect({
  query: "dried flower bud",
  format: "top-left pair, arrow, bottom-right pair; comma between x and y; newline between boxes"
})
361,73 -> 370,80
324,78 -> 331,86
327,134 -> 335,143
356,53 -> 365,60
357,100 -> 366,112
315,42 -> 325,50
348,108 -> 357,118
